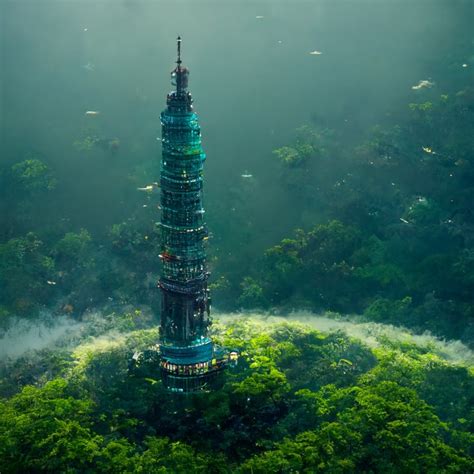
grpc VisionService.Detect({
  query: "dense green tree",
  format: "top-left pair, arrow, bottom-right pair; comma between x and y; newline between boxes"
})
241,382 -> 473,473
1,319 -> 472,472
0,232 -> 55,314
10,158 -> 57,194
0,379 -> 103,472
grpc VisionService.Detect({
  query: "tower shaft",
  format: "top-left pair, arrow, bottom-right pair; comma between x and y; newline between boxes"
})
158,38 -> 224,392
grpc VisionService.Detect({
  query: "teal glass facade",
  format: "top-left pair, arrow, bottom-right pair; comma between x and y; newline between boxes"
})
158,38 -> 225,392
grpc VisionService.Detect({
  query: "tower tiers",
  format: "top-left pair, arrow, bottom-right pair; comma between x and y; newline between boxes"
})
158,37 -> 227,392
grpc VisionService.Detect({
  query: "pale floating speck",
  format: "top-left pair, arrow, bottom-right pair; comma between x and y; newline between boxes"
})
309,50 -> 323,55
85,110 -> 100,116
412,79 -> 434,90
400,218 -> 410,224
422,146 -> 434,154
255,15 -> 264,19
83,27 -> 88,32
241,171 -> 253,178
137,185 -> 154,192
462,63 -> 468,68
82,62 -> 95,71
47,280 -> 57,285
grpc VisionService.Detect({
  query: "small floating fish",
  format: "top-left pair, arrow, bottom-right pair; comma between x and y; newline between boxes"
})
144,378 -> 158,385
85,110 -> 100,116
412,80 -> 434,90
137,185 -> 154,192
309,50 -> 323,55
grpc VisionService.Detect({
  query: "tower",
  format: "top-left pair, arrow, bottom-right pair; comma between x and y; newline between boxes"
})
157,37 -> 227,392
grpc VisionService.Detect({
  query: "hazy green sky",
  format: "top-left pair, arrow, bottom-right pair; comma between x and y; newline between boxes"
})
1,0 -> 472,235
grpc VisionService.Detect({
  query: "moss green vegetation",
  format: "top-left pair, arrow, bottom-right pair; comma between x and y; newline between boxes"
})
224,86 -> 474,345
1,84 -> 473,344
0,318 -> 472,472
1,10 -> 473,471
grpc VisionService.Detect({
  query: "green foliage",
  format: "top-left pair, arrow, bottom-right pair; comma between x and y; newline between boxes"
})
11,157 -> 57,193
1,17 -> 473,473
363,296 -> 413,323
241,220 -> 364,311
54,229 -> 94,270
110,221 -> 146,253
237,277 -> 267,308
242,382 -> 473,473
0,233 -> 55,313
73,135 -> 97,152
55,229 -> 92,258
0,379 -> 102,472
109,219 -> 160,274
272,146 -> 303,167
137,437 -> 218,473
240,102 -> 474,334
0,319 -> 472,472
404,196 -> 442,225
234,356 -> 290,404
289,125 -> 329,166
409,101 -> 434,112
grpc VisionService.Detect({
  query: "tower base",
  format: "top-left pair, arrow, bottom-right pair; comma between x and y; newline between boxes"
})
129,344 -> 238,394
161,367 -> 221,393
159,342 -> 229,393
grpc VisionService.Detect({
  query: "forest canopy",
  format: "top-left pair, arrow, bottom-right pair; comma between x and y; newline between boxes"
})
1,0 -> 473,471
0,317 -> 473,472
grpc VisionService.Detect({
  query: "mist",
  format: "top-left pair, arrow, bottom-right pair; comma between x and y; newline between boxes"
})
1,308 -> 472,368
2,0 -> 470,242
217,311 -> 474,366
0,312 -> 83,359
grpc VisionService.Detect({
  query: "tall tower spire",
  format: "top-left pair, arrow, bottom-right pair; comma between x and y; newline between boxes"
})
157,37 -> 229,392
170,35 -> 189,99
176,35 -> 182,66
